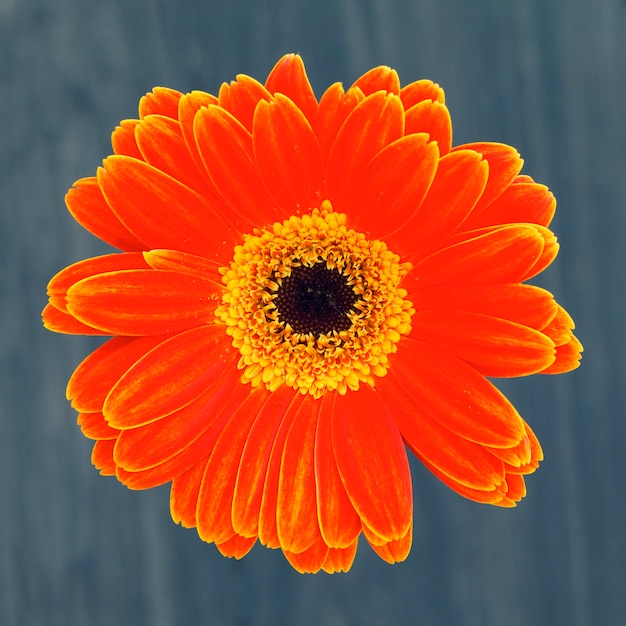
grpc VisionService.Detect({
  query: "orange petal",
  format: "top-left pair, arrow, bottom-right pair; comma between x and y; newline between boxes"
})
541,333 -> 583,374
540,304 -> 575,346
405,100 -> 452,155
351,65 -> 400,95
503,420 -> 544,475
454,142 -> 523,219
218,74 -> 272,132
232,388 -> 301,539
463,181 -> 556,230
314,83 -> 365,156
98,156 -> 238,260
65,178 -> 146,251
47,252 -> 149,312
282,535 -> 330,574
77,411 -> 120,440
138,87 -> 182,119
265,53 -> 318,124
67,335 -> 167,412
177,91 -> 221,191
193,105 -> 280,228
332,386 -> 412,542
135,114 -> 218,199
104,325 -> 234,428
215,534 -> 257,559
520,225 -> 559,280
117,370 -> 248,490
113,362 -> 240,470
275,395 -> 324,554
400,79 -> 445,108
389,149 -> 488,259
485,434 -> 531,468
363,521 -> 412,564
196,388 -> 272,544
388,338 -> 526,447
258,394 -> 307,548
414,283 -> 558,332
410,310 -> 556,377
418,454 -> 509,505
42,303 -> 109,336
92,439 -> 116,476
314,394 -> 362,548
142,249 -> 222,281
111,120 -> 142,159
346,134 -> 439,238
321,540 -> 359,573
66,269 -> 221,336
410,224 -> 545,286
326,92 -> 405,212
377,373 -> 507,490
253,94 -> 325,215
170,459 -> 209,528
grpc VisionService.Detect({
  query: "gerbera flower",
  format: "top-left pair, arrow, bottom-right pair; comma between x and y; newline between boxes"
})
43,53 -> 582,574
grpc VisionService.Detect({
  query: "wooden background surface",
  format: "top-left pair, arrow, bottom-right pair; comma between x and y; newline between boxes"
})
2,0 -> 625,624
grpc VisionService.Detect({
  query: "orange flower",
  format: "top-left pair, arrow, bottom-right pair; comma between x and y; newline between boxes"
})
43,54 -> 582,574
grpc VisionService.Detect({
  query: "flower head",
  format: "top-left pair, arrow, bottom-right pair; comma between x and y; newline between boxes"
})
43,54 -> 582,573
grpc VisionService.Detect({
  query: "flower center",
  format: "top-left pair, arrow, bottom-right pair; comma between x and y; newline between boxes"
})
272,263 -> 359,336
215,201 -> 414,397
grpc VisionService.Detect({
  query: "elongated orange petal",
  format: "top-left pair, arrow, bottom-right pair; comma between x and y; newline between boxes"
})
389,149 -> 488,259
351,65 -> 400,95
42,303 -> 109,336
142,249 -> 223,281
377,373 -> 507,490
177,91 -> 221,189
66,269 -> 221,336
332,387 -> 412,542
520,225 -> 559,280
193,105 -> 280,228
388,338 -> 526,447
196,388 -> 272,544
98,156 -> 238,260
218,74 -> 272,132
326,92 -> 405,212
77,411 -> 120,440
111,119 -> 142,158
541,333 -> 583,374
346,134 -> 438,238
104,325 -> 234,428
410,224 -> 545,286
92,440 -> 116,476
321,540 -> 359,573
405,100 -> 452,155
314,83 -> 365,156
117,371 -> 249,489
265,53 -> 318,124
314,394 -> 361,548
258,395 -> 306,548
400,79 -> 445,108
215,534 -> 257,560
253,94 -> 325,215
113,363 -> 239,470
170,459 -> 209,528
135,114 -> 217,199
463,181 -> 556,230
363,521 -> 412,564
454,142 -> 523,219
67,335 -> 167,412
138,87 -> 182,119
47,252 -> 150,312
65,178 -> 146,251
232,388 -> 301,539
410,310 -> 556,377
415,283 -> 557,331
283,535 -> 330,574
275,395 -> 323,554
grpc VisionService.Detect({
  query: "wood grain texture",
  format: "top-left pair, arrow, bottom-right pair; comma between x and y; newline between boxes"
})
1,0 -> 625,624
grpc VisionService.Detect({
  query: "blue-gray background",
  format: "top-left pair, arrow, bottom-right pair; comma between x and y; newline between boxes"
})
1,0 -> 624,624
